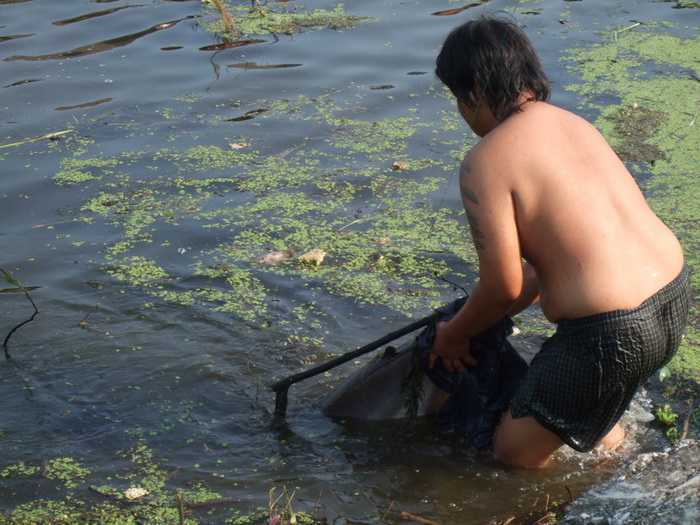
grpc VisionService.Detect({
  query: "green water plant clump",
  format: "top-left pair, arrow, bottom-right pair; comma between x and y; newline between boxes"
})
0,441 -> 328,525
202,0 -> 371,39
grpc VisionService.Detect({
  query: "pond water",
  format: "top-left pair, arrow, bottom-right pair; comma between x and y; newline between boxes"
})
0,0 -> 696,523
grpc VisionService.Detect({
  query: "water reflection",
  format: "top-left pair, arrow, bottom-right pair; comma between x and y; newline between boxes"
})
4,16 -> 195,61
227,62 -> 302,70
51,5 -> 139,26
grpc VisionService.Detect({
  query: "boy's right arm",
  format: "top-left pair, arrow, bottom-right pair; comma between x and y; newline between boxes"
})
429,152 -> 526,372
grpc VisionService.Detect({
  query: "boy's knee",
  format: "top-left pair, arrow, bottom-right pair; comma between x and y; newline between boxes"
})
492,439 -> 551,469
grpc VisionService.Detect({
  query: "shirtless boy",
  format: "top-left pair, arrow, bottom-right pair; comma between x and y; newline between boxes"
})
429,16 -> 691,468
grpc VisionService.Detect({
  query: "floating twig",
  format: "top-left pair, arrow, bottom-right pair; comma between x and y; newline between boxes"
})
614,22 -> 641,42
399,511 -> 442,525
0,130 -> 73,149
177,494 -> 185,525
380,501 -> 395,520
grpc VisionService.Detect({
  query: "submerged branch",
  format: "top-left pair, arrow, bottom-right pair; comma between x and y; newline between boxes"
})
1,267 -> 40,358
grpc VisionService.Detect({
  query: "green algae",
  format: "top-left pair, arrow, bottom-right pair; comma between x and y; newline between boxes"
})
665,0 -> 700,8
0,444 -> 224,524
46,81 -> 471,339
54,156 -> 122,186
108,257 -> 170,287
202,1 -> 371,39
563,24 -> 700,380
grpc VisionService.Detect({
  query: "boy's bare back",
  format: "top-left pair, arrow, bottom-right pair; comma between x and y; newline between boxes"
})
432,15 -> 690,467
462,101 -> 684,322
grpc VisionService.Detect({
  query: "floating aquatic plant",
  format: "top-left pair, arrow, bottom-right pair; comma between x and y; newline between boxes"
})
201,0 -> 372,40
49,81 -> 471,340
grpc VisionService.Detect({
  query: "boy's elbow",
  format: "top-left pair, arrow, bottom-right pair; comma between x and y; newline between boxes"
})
480,275 -> 523,305
497,289 -> 522,310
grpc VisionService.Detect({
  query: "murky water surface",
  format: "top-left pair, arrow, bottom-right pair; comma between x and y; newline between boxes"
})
0,0 -> 695,523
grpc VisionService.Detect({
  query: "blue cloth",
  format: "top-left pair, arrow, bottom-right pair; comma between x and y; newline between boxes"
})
419,298 -> 529,449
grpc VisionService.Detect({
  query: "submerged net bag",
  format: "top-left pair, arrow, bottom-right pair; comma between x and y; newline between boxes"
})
417,297 -> 529,449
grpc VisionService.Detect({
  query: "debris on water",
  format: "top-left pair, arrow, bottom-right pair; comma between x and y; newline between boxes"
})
375,236 -> 391,246
256,250 -> 294,266
297,249 -> 326,267
123,487 -> 148,500
607,104 -> 667,164
431,0 -> 493,17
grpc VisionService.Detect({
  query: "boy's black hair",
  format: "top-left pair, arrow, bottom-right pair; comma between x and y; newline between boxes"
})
435,16 -> 550,121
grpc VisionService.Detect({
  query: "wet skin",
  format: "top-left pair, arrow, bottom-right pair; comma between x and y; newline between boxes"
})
430,93 -> 685,467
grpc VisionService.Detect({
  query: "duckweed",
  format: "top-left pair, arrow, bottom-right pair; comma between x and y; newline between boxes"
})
202,2 -> 371,39
49,77 -> 471,339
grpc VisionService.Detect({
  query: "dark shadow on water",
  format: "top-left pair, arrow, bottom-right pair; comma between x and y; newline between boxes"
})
3,16 -> 197,61
52,5 -> 140,26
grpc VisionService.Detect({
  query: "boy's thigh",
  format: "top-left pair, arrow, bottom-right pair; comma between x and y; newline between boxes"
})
492,410 -> 564,468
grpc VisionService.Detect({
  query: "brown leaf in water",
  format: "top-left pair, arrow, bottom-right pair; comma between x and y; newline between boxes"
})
431,0 -> 491,16
431,7 -> 470,16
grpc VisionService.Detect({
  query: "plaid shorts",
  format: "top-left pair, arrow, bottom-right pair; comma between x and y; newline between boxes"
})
510,265 -> 691,452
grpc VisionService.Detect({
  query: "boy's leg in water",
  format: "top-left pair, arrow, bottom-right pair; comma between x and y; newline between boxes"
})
598,423 -> 625,451
493,411 -> 626,468
492,410 -> 563,468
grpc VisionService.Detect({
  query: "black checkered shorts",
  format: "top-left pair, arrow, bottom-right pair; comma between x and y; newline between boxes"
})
510,265 -> 691,452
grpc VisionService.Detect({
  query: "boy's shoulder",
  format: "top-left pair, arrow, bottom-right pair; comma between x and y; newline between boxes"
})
473,103 -> 582,157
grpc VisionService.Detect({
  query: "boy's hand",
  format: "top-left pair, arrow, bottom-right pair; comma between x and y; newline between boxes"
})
428,321 -> 477,373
